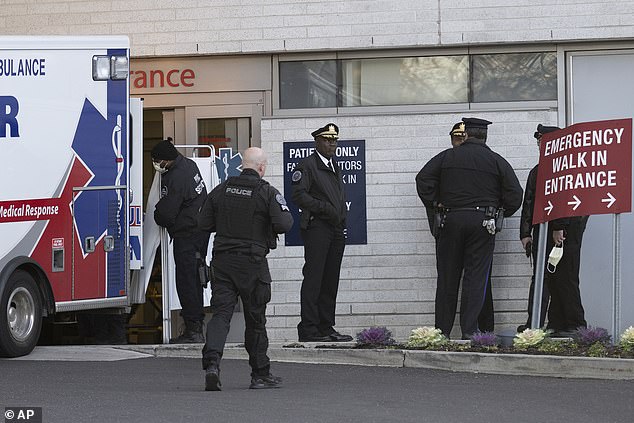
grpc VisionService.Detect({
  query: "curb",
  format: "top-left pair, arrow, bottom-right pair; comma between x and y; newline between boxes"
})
117,344 -> 634,380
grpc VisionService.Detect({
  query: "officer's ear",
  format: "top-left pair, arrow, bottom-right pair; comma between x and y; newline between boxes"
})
258,161 -> 267,178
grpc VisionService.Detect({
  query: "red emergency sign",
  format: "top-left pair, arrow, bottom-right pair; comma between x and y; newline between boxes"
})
533,118 -> 632,224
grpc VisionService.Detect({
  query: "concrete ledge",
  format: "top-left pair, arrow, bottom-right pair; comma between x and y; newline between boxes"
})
117,344 -> 634,380
270,347 -> 405,367
403,350 -> 634,380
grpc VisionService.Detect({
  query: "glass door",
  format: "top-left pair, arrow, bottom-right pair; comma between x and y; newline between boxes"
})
185,104 -> 261,154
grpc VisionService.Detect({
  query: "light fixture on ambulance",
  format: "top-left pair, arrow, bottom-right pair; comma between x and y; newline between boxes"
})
92,55 -> 129,81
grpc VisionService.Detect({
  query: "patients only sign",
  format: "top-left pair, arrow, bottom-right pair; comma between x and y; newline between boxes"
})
533,118 -> 632,224
283,140 -> 367,246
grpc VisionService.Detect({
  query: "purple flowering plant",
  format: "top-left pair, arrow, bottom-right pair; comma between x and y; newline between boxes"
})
470,331 -> 499,349
356,326 -> 396,347
573,326 -> 612,346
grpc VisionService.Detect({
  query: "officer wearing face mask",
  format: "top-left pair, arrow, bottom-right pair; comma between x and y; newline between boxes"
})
518,124 -> 589,337
152,139 -> 209,343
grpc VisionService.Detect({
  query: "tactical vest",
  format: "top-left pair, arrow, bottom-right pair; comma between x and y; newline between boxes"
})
216,176 -> 268,248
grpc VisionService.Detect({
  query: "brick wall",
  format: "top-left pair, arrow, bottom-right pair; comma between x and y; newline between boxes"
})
3,1 -> 634,56
261,109 -> 558,341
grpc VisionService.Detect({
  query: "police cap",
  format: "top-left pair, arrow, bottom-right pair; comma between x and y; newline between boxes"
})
151,139 -> 179,161
462,117 -> 492,130
450,122 -> 466,136
311,123 -> 339,139
534,124 -> 560,139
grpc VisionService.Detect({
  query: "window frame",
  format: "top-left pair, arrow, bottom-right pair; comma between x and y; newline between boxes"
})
273,45 -> 558,117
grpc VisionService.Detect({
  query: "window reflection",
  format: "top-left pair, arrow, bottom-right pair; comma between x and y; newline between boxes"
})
279,60 -> 337,109
278,51 -> 557,109
341,56 -> 468,106
471,52 -> 557,102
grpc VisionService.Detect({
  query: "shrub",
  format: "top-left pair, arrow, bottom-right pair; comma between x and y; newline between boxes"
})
514,328 -> 548,349
407,326 -> 448,349
356,326 -> 395,347
573,326 -> 612,346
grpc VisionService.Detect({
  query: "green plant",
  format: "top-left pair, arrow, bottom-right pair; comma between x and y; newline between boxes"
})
407,326 -> 448,349
587,342 -> 609,358
513,328 -> 548,349
537,339 -> 568,354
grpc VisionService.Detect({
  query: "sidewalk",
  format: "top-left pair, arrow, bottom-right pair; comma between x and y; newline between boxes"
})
118,342 -> 634,380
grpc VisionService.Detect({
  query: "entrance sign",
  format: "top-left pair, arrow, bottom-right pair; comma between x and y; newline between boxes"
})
283,140 -> 367,246
533,118 -> 632,224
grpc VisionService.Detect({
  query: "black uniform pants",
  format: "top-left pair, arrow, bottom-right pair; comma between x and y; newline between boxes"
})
297,218 -> 346,338
477,264 -> 495,332
546,218 -> 587,331
435,211 -> 495,338
202,254 -> 271,377
173,231 -> 209,323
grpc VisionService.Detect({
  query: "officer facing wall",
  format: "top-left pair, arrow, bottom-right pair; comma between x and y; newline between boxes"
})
416,118 -> 523,339
198,147 -> 293,391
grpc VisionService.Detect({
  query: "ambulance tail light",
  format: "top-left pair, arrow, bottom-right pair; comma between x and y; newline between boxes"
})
92,55 -> 129,81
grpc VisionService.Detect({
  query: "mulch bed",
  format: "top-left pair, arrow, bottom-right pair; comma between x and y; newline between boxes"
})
284,342 -> 634,359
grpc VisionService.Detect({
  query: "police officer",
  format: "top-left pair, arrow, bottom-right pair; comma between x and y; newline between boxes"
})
447,122 -> 495,332
292,123 -> 352,343
152,139 -> 209,344
519,124 -> 588,336
199,147 -> 293,391
518,124 -> 559,332
416,118 -> 523,339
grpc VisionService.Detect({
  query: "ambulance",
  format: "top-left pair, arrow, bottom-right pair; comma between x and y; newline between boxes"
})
0,36 -> 143,357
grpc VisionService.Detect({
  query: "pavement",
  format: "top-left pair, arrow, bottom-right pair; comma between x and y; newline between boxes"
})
5,356 -> 633,423
115,341 -> 634,380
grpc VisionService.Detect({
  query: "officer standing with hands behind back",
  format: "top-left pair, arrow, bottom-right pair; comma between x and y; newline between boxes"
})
199,147 -> 293,391
292,123 -> 352,343
416,118 -> 523,339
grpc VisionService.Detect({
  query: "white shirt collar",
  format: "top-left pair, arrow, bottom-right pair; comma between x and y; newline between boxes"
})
316,151 -> 334,170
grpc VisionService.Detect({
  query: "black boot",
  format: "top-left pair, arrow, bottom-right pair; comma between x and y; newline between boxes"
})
205,364 -> 222,391
170,320 -> 204,344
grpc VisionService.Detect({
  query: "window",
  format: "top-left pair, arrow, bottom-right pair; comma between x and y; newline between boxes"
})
278,51 -> 557,110
471,52 -> 557,102
279,60 -> 337,109
341,56 -> 468,106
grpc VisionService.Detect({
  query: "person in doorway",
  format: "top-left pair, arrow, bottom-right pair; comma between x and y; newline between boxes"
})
416,117 -> 523,339
292,123 -> 352,343
152,139 -> 209,344
518,124 -> 588,336
199,147 -> 293,391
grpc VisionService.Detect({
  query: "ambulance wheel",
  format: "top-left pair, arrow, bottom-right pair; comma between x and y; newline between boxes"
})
0,270 -> 42,357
